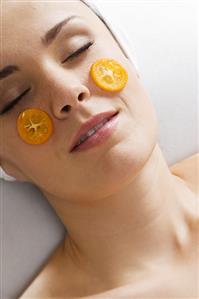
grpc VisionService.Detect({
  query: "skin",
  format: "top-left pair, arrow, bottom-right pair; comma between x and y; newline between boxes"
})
0,1 -> 198,298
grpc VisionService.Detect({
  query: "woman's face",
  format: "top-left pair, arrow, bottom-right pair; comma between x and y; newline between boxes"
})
0,0 -> 158,202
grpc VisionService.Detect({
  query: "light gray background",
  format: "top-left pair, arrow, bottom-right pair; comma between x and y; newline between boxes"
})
1,0 -> 198,298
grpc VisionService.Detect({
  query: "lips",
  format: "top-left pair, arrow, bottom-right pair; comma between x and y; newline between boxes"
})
69,110 -> 118,152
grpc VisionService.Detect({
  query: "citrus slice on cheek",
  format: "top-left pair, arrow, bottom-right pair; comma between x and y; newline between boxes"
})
17,108 -> 53,145
90,58 -> 128,92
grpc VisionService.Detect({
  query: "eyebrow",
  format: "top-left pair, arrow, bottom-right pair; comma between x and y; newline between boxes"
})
41,15 -> 80,46
0,15 -> 81,82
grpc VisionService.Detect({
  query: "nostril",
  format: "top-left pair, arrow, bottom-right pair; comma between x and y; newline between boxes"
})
78,93 -> 84,101
60,91 -> 87,113
62,105 -> 71,113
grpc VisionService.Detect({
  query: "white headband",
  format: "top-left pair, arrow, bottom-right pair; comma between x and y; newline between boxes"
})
82,0 -> 139,74
0,0 -> 139,182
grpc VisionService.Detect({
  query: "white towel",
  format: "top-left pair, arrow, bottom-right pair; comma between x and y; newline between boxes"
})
0,0 -> 139,182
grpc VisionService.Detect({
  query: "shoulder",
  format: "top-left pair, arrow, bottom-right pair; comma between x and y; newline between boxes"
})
18,240 -> 68,299
18,260 -> 55,299
18,274 -> 47,299
18,269 -> 49,298
169,152 -> 199,195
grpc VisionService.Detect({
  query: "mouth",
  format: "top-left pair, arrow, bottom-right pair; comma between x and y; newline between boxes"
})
70,110 -> 119,153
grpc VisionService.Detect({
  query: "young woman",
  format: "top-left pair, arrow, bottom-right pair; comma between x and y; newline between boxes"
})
0,0 -> 198,298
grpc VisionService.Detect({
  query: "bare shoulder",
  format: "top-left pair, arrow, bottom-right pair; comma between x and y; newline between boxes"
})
18,238 -> 87,298
18,240 -> 67,299
18,270 -> 48,298
18,272 -> 48,299
18,268 -> 53,299
169,152 -> 199,195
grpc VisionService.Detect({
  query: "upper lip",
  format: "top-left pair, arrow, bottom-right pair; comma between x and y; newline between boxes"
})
69,110 -> 118,152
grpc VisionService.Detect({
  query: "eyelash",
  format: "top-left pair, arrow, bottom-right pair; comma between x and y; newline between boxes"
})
2,41 -> 94,115
1,88 -> 31,115
62,41 -> 94,63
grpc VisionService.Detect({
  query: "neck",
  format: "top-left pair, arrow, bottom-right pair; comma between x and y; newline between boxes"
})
43,144 -> 191,287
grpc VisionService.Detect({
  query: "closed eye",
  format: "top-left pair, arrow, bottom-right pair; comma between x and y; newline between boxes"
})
0,88 -> 31,115
62,41 -> 94,63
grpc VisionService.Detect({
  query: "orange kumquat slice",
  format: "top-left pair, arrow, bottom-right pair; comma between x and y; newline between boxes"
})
90,58 -> 128,92
17,108 -> 53,145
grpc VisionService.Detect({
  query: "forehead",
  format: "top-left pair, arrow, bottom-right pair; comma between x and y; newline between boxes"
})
1,0 -> 98,33
3,0 -> 94,24
1,0 -> 101,46
0,0 -> 105,67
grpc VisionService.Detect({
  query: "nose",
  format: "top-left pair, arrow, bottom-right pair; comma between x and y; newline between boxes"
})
50,83 -> 91,120
39,67 -> 91,120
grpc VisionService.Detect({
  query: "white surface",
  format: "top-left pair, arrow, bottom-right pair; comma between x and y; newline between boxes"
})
1,1 -> 198,298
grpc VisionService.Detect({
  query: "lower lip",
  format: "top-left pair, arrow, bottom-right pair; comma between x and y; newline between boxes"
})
71,112 -> 120,153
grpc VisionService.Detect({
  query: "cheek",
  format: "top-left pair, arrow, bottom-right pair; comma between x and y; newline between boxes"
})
117,62 -> 159,155
0,119 -> 18,158
120,62 -> 158,125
